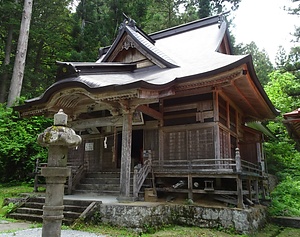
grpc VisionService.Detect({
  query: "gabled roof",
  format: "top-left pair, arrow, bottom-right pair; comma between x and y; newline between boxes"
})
14,13 -> 278,122
100,16 -> 178,68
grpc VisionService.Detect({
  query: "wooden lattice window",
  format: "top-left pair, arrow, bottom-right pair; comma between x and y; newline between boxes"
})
164,131 -> 186,160
218,96 -> 227,126
187,128 -> 214,159
229,105 -> 237,133
219,128 -> 230,158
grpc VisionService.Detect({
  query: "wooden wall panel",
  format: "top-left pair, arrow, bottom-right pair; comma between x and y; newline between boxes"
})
239,143 -> 257,164
219,128 -> 230,158
163,126 -> 215,161
164,131 -> 187,160
102,135 -> 116,170
187,127 -> 214,159
68,143 -> 84,167
84,138 -> 101,172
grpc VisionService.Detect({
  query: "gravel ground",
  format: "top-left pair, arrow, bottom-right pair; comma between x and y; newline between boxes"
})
0,228 -> 108,237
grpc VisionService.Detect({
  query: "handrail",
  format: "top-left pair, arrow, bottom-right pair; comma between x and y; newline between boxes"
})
34,158 -> 85,194
241,159 -> 261,174
68,164 -> 85,195
152,158 -> 236,171
33,158 -> 47,192
133,151 -> 152,199
151,149 -> 262,176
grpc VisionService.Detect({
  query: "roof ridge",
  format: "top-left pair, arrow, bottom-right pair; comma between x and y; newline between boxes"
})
150,13 -> 226,40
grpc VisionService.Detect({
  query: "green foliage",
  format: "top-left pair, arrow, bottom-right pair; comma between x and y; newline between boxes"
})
263,70 -> 300,216
22,0 -> 74,98
0,184 -> 33,216
268,176 -> 300,217
2,203 -> 16,216
275,46 -> 300,97
265,71 -> 299,113
0,104 -> 51,182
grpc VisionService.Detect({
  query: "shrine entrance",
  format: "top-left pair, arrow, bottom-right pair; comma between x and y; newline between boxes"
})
117,129 -> 144,169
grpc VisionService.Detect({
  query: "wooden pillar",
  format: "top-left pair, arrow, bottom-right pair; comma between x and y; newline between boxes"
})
260,180 -> 266,200
254,179 -> 259,203
118,110 -> 133,201
247,179 -> 252,200
188,174 -> 193,200
213,90 -> 220,160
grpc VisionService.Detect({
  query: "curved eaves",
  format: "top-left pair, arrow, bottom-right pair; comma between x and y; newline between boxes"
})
172,54 -> 279,117
244,55 -> 280,116
21,75 -> 177,107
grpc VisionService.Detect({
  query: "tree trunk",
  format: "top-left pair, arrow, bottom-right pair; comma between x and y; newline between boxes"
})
7,0 -> 33,107
0,25 -> 14,103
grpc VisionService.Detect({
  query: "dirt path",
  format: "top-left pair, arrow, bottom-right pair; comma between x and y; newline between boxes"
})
0,220 -> 32,232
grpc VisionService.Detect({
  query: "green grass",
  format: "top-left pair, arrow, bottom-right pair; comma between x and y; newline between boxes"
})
72,223 -> 246,237
0,183 -> 33,216
71,223 -> 300,237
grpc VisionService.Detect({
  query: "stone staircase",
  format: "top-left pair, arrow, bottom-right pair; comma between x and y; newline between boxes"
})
8,196 -> 95,225
74,172 -> 121,195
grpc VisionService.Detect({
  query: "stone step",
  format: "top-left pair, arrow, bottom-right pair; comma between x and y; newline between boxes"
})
81,178 -> 120,185
73,189 -> 119,195
17,203 -> 87,214
85,172 -> 120,179
76,183 -> 120,191
27,196 -> 45,203
24,196 -> 92,207
7,196 -> 94,225
24,202 -> 44,209
15,207 -> 43,215
8,213 -> 42,223
8,212 -> 75,225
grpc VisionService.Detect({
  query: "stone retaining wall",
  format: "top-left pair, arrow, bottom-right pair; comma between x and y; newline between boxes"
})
95,203 -> 267,234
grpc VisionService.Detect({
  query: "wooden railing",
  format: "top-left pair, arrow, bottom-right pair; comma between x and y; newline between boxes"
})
152,158 -> 236,171
241,160 -> 262,175
151,148 -> 262,176
33,159 -> 47,192
133,151 -> 152,199
68,164 -> 85,195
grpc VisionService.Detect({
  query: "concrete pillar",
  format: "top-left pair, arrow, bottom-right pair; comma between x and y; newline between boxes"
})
37,109 -> 81,237
235,148 -> 244,208
236,176 -> 244,208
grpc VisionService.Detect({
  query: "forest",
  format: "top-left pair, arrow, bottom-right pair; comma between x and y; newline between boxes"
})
0,0 -> 300,218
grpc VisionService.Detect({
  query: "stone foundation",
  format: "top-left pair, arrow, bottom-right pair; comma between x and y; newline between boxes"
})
95,203 -> 267,234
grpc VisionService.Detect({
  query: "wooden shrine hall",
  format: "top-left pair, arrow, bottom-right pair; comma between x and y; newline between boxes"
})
15,14 -> 279,207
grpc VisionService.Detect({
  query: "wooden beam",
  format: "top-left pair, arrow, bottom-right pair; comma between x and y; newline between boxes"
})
136,105 -> 163,120
231,80 -> 261,118
69,116 -> 123,130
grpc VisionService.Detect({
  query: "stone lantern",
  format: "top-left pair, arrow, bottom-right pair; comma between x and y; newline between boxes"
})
37,109 -> 81,237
